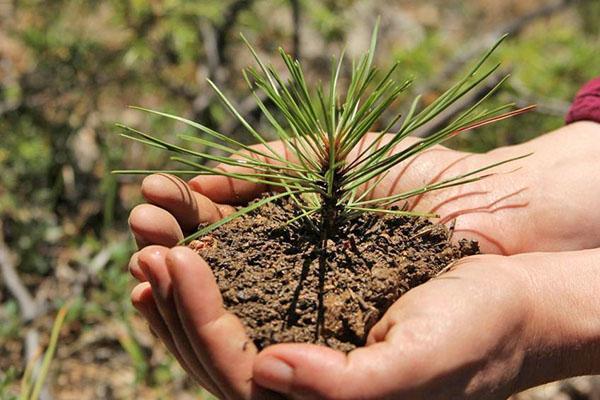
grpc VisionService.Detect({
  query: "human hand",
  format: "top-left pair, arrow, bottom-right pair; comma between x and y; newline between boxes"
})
128,121 -> 600,398
129,121 -> 600,257
130,242 -> 600,399
132,246 -> 528,400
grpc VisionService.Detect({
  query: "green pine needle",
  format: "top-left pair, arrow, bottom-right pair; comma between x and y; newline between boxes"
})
117,24 -> 533,243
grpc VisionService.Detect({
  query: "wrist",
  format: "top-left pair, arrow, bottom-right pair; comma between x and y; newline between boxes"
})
562,120 -> 600,138
511,249 -> 600,390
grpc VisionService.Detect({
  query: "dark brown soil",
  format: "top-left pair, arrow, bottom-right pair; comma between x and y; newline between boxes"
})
190,197 -> 478,352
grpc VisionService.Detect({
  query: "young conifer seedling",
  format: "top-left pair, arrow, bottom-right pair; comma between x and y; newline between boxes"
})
116,24 -> 533,349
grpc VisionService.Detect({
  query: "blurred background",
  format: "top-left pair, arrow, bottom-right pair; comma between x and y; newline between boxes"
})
0,0 -> 599,399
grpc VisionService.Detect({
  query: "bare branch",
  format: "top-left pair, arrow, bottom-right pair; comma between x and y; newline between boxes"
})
416,0 -> 580,95
216,0 -> 256,64
192,1 -> 255,122
0,226 -> 38,322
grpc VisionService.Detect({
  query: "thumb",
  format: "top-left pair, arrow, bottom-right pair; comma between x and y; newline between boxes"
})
253,341 -> 413,399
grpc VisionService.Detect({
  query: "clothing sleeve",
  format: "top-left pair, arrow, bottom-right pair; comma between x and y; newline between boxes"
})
565,76 -> 600,125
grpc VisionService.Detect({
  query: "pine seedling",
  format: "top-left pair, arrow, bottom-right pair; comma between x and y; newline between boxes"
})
115,23 -> 532,246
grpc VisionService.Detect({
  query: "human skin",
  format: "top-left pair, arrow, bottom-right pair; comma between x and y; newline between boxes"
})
128,121 -> 600,399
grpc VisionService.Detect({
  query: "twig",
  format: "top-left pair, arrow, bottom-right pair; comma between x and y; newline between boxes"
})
215,0 -> 256,65
200,20 -> 221,80
192,0 -> 256,122
416,0 -> 579,96
192,22 -> 220,118
0,240 -> 38,322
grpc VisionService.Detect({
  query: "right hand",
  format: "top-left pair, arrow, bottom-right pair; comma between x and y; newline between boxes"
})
127,121 -> 600,398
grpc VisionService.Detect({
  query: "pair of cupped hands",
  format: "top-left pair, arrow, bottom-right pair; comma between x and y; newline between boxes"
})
128,121 -> 600,400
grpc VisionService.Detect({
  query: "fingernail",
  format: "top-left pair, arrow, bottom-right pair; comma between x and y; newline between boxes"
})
137,257 -> 164,294
255,356 -> 294,393
137,258 -> 154,282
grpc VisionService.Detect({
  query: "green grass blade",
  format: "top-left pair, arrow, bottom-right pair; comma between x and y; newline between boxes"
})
112,169 -> 203,175
128,106 -> 302,169
28,303 -> 70,400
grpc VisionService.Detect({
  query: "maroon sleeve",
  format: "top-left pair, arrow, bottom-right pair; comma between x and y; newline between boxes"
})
565,77 -> 600,124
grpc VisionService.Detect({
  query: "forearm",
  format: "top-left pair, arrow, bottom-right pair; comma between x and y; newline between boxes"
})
514,248 -> 600,390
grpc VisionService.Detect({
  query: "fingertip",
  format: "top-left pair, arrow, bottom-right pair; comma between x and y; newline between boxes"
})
138,245 -> 173,297
128,252 -> 147,282
165,246 -> 200,283
165,246 -> 206,272
188,175 -> 233,203
257,343 -> 346,369
165,246 -> 225,325
187,176 -> 206,195
137,245 -> 169,268
129,204 -> 184,247
253,344 -> 346,395
252,355 -> 294,394
191,191 -> 227,224
141,173 -> 184,196
127,204 -> 145,229
141,174 -> 172,200
142,174 -> 202,231
131,282 -> 152,309
215,203 -> 236,218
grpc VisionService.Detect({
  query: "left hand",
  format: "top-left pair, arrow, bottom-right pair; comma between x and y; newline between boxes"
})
133,240 -> 600,400
131,243 -> 532,400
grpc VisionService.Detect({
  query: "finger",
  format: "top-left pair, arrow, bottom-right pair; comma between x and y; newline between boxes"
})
131,283 -> 198,377
166,246 -> 262,399
253,341 -> 411,399
141,174 -> 235,231
186,136 -> 460,209
128,252 -> 147,282
189,141 -> 291,205
137,246 -> 224,397
128,204 -> 183,248
131,284 -> 222,398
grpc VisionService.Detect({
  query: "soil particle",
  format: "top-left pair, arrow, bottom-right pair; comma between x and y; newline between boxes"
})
190,197 -> 478,352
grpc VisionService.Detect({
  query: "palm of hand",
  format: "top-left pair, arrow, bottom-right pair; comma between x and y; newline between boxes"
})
128,123 -> 600,399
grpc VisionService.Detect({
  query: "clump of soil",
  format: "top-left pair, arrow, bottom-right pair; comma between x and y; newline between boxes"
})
190,197 -> 478,352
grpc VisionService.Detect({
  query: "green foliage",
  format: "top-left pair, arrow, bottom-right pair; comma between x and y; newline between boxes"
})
0,367 -> 19,400
0,300 -> 21,340
117,320 -> 150,384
